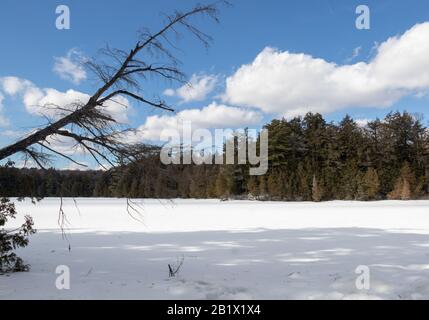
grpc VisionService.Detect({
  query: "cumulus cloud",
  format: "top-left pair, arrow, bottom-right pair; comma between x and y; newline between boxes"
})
224,22 -> 429,118
0,76 -> 130,123
164,74 -> 218,103
25,88 -> 130,123
1,76 -> 32,95
53,49 -> 87,85
128,102 -> 263,142
0,93 -> 9,127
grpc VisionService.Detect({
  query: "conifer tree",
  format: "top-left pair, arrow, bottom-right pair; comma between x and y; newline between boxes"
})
358,167 -> 380,200
388,162 -> 415,200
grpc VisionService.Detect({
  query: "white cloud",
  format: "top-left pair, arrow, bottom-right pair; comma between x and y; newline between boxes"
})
355,118 -> 370,127
128,102 -> 263,142
224,22 -> 429,118
53,49 -> 87,85
164,74 -> 218,103
12,159 -> 39,169
1,76 -> 32,95
0,77 -> 36,127
0,129 -> 28,139
102,95 -> 132,124
0,76 -> 130,123
62,162 -> 90,171
44,133 -> 87,156
26,88 -> 88,116
0,93 -> 9,127
61,161 -> 110,171
163,88 -> 175,97
33,88 -> 131,123
0,129 -> 22,138
346,46 -> 362,63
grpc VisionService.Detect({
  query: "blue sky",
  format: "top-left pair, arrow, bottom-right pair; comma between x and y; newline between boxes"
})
1,0 -> 429,168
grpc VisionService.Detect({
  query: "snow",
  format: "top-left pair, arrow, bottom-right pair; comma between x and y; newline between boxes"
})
1,198 -> 429,299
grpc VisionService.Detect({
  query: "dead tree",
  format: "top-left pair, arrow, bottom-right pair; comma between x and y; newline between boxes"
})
0,3 -> 226,169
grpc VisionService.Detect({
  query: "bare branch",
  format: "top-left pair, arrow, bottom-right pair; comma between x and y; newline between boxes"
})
37,142 -> 88,168
98,90 -> 174,112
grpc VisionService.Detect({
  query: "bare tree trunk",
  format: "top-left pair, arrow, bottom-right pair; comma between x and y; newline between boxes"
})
0,107 -> 87,161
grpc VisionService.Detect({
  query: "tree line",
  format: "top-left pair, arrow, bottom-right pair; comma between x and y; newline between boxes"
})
1,112 -> 428,201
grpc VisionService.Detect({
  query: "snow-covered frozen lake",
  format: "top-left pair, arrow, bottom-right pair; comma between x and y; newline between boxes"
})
2,198 -> 429,299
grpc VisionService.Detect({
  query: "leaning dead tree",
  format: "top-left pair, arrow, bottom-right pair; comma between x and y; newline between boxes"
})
0,3 -> 226,169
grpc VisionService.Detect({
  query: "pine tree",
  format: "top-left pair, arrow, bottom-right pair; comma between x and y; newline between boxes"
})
388,162 -> 415,200
267,172 -> 283,199
295,163 -> 310,201
340,160 -> 359,200
0,197 -> 36,273
358,167 -> 380,200
401,178 -> 412,200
